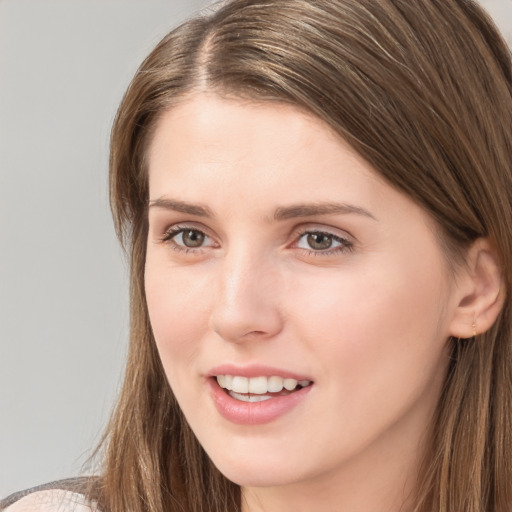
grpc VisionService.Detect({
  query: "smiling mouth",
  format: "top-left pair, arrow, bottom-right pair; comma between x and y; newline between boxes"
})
215,375 -> 313,402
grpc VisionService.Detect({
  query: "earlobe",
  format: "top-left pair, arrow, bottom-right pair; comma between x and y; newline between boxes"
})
449,238 -> 504,339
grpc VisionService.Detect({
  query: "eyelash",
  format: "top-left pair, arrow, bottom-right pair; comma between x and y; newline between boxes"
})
295,230 -> 354,256
160,225 -> 354,256
160,225 -> 215,253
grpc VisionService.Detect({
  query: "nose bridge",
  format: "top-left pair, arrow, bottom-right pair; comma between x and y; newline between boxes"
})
210,243 -> 282,342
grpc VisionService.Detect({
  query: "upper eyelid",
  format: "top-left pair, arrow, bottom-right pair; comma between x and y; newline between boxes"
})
161,226 -> 217,252
160,222 -> 213,238
296,230 -> 348,242
157,221 -> 355,246
293,231 -> 353,250
290,223 -> 355,242
162,225 -> 214,243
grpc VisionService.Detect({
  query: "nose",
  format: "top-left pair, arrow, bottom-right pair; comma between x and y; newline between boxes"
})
209,250 -> 284,343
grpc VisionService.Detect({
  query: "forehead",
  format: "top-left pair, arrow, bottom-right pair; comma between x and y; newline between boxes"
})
146,92 -> 450,269
147,93 -> 383,205
148,94 -> 335,166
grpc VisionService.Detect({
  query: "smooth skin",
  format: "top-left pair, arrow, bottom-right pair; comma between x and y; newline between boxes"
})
145,94 -> 502,512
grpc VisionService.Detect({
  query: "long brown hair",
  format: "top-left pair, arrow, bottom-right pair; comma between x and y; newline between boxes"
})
90,1 -> 512,511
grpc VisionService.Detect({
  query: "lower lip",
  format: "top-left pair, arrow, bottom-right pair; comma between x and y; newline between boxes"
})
208,378 -> 313,425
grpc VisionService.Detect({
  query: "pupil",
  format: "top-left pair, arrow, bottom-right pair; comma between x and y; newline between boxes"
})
307,233 -> 332,250
183,230 -> 204,247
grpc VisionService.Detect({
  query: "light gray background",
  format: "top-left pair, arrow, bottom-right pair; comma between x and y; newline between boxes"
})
0,0 -> 510,499
0,0 -> 211,497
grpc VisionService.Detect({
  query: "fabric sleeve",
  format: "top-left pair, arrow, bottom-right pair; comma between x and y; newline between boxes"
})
2,490 -> 99,512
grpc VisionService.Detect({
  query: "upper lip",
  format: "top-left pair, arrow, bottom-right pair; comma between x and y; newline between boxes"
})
207,363 -> 313,382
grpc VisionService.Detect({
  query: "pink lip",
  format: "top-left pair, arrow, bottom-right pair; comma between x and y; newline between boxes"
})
207,367 -> 313,425
208,363 -> 312,381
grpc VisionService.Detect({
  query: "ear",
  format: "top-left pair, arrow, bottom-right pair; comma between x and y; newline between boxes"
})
449,238 -> 504,339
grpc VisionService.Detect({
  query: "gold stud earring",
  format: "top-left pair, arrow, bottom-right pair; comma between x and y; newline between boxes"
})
472,318 -> 477,337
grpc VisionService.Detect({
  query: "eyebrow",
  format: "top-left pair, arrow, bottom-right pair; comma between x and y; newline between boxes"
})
148,197 -> 377,222
148,198 -> 214,217
273,202 -> 377,221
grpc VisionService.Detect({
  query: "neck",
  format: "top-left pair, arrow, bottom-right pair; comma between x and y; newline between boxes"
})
241,411 -> 431,512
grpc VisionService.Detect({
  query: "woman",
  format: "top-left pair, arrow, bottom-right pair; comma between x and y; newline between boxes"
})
3,0 -> 511,511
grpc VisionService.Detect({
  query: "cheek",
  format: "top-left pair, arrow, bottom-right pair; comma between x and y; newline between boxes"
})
275,258 -> 451,470
144,260 -> 212,374
288,251 -> 450,397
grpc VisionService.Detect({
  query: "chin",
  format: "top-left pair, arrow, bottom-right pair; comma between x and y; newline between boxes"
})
216,463 -> 302,488
206,444 -> 311,488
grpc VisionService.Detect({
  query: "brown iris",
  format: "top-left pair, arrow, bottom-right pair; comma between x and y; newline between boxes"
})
307,233 -> 333,250
181,229 -> 205,247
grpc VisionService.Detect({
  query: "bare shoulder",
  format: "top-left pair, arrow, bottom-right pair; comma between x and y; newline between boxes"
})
2,489 -> 99,512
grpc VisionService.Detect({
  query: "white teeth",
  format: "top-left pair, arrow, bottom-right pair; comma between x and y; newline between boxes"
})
231,376 -> 249,393
229,391 -> 272,402
216,375 -> 312,394
224,375 -> 233,390
283,378 -> 298,391
248,376 -> 268,394
268,375 -> 284,392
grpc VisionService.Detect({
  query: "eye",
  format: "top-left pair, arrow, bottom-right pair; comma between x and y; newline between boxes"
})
162,226 -> 215,251
175,229 -> 206,248
296,230 -> 352,254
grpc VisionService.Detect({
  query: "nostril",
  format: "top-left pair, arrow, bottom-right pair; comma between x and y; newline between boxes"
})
208,280 -> 284,343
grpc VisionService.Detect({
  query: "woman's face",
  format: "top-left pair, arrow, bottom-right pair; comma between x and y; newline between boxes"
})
145,94 -> 458,491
